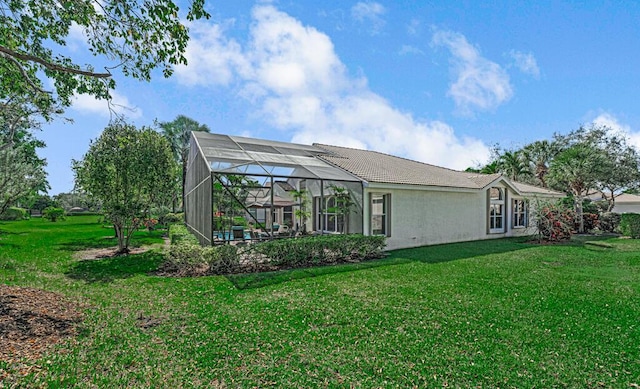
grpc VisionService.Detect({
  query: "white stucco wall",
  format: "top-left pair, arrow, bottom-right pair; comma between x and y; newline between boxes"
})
363,183 -> 540,251
612,203 -> 640,214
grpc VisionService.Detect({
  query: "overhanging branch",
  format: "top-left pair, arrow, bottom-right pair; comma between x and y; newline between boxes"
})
0,45 -> 112,78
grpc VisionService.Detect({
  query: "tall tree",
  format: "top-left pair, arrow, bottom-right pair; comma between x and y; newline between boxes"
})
497,150 -> 530,181
548,143 -> 607,233
0,145 -> 47,214
0,108 -> 48,214
520,140 -> 561,188
580,126 -> 640,211
1,0 -> 210,119
73,121 -> 175,253
157,115 -> 210,211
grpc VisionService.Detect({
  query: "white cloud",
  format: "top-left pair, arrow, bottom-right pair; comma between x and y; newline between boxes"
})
72,90 -> 142,119
407,18 -> 421,36
592,113 -> 640,149
173,5 -> 490,170
509,50 -> 540,78
432,29 -> 513,115
399,45 -> 424,56
351,2 -> 386,35
174,21 -> 248,86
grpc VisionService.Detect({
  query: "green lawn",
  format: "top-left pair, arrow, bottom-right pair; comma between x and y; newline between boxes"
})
1,216 -> 639,387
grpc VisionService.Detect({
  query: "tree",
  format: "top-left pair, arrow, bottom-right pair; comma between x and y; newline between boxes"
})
0,145 -> 48,215
327,184 -> 355,234
548,143 -> 607,233
291,188 -> 310,233
497,150 -> 530,181
0,111 -> 48,214
592,131 -> 640,211
73,121 -> 175,254
1,0 -> 210,119
520,140 -> 561,188
157,115 -> 210,211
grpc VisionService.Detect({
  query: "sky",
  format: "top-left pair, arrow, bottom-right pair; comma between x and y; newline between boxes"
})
39,0 -> 640,195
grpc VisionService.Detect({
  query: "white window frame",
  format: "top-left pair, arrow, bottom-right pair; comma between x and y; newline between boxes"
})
371,193 -> 390,236
315,196 -> 342,233
488,187 -> 505,234
512,199 -> 529,228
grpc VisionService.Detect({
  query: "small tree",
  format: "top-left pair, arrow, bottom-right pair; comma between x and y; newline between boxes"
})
327,184 -> 355,234
42,206 -> 65,222
291,188 -> 310,233
73,121 -> 175,254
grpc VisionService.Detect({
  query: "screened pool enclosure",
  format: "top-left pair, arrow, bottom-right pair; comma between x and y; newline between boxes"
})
185,132 -> 365,245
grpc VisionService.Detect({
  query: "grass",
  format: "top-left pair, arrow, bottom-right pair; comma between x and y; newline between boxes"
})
1,216 -> 640,387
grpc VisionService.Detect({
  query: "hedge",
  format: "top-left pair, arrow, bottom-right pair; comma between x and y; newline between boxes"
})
620,213 -> 640,239
162,225 -> 387,276
0,207 -> 28,221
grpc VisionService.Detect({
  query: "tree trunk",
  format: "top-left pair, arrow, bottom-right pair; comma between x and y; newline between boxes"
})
575,194 -> 585,233
114,222 -> 126,253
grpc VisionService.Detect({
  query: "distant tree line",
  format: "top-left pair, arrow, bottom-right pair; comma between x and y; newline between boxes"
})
467,125 -> 640,233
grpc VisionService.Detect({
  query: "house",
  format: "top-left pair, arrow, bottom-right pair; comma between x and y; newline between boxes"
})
611,193 -> 640,214
185,132 -> 564,250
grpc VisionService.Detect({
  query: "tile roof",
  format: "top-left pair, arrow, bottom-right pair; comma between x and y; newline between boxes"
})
511,181 -> 565,196
314,143 -> 502,190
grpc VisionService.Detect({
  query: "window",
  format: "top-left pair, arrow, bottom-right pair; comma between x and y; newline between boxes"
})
314,196 -> 342,232
371,193 -> 390,236
283,206 -> 293,227
488,187 -> 505,233
512,199 -> 528,228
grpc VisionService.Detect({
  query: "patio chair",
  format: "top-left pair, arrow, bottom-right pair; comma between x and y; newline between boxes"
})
232,226 -> 246,241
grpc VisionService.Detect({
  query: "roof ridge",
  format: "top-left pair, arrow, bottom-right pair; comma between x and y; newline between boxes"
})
314,142 -> 487,175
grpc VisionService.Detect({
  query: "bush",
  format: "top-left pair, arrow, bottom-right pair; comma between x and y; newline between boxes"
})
43,207 -> 65,222
580,212 -> 600,232
620,213 -> 640,239
0,207 -> 28,221
251,234 -> 386,268
161,212 -> 183,225
169,224 -> 198,245
162,226 -> 387,276
535,202 -> 574,242
599,212 -> 621,233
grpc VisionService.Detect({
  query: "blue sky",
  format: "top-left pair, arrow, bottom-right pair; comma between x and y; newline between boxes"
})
40,0 -> 640,194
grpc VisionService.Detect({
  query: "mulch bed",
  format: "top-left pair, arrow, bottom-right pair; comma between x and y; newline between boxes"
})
0,285 -> 84,366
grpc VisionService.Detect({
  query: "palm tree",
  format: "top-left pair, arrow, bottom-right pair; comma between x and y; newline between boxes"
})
157,115 -> 210,211
548,144 -> 607,233
498,150 -> 530,181
521,140 -> 560,188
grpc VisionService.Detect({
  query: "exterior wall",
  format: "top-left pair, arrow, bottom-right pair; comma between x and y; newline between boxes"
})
612,203 -> 640,214
364,184 -> 541,251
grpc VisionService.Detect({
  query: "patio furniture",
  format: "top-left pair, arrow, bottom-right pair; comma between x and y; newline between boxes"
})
232,226 -> 246,241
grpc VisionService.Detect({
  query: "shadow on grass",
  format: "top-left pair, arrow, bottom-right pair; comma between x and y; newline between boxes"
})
226,256 -> 412,290
227,238 -> 536,290
65,251 -> 164,283
57,236 -> 119,252
57,230 -> 166,252
388,236 -> 535,264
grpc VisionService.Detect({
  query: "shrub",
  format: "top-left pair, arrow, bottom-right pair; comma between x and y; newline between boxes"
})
169,224 -> 198,245
208,244 -> 239,274
580,212 -> 600,232
162,226 -> 387,276
161,212 -> 183,225
164,241 -> 209,276
251,234 -> 386,269
620,213 -> 640,239
0,207 -> 28,221
599,212 -> 621,233
534,202 -> 574,242
43,207 -> 65,222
